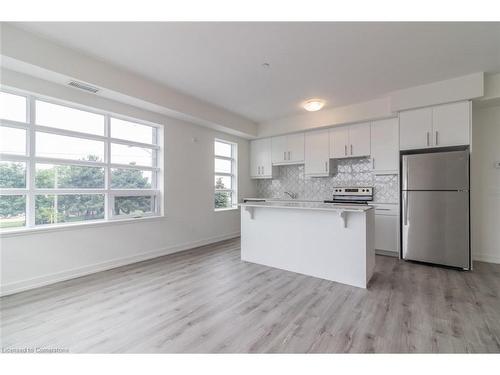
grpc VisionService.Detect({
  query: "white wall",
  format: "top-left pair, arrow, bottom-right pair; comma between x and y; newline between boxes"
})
0,73 -> 256,296
471,104 -> 500,264
390,72 -> 484,112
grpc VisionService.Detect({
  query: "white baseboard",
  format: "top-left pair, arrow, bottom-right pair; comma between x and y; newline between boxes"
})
0,232 -> 240,297
375,249 -> 399,258
473,252 -> 500,264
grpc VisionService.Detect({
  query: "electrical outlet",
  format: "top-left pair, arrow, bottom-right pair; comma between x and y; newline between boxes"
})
495,161 -> 500,169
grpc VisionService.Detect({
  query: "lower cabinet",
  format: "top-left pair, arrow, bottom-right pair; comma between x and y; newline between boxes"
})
371,204 -> 399,256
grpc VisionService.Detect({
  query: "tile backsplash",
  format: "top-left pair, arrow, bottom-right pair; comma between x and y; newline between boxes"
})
255,158 -> 399,203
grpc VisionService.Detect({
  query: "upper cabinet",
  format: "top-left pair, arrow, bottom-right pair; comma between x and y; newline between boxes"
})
329,122 -> 370,159
349,122 -> 371,157
432,101 -> 470,147
250,138 -> 273,179
329,127 -> 349,158
370,118 -> 399,173
305,129 -> 331,177
399,107 -> 433,150
400,101 -> 470,150
271,133 -> 304,165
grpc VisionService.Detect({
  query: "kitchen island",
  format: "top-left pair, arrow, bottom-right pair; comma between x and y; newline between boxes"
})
239,201 -> 375,288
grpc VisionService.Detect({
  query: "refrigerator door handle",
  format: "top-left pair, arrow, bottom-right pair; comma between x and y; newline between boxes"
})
403,191 -> 408,226
402,155 -> 409,191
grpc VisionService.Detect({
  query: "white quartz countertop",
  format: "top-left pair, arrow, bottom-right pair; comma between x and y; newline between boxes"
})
239,201 -> 373,212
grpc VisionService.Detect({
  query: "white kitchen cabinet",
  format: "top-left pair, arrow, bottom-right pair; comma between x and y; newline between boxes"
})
371,118 -> 399,173
399,107 -> 433,150
371,204 -> 399,256
329,127 -> 349,158
271,133 -> 304,165
432,101 -> 470,147
250,138 -> 273,179
271,135 -> 287,164
305,129 -> 331,177
287,133 -> 305,163
329,123 -> 370,159
399,101 -> 470,150
349,122 -> 371,157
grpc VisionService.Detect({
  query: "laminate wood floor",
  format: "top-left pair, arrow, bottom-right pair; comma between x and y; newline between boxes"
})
1,238 -> 499,353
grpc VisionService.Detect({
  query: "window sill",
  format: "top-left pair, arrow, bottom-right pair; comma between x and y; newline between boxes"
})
214,206 -> 239,212
0,215 -> 165,238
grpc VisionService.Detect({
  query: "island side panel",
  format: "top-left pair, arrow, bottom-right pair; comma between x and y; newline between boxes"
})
365,208 -> 375,286
240,207 -> 372,288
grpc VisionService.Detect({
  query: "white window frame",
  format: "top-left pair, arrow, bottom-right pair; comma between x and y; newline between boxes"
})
0,88 -> 163,232
214,138 -> 238,211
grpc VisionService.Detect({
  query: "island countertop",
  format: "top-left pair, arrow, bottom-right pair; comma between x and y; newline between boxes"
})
239,201 -> 373,213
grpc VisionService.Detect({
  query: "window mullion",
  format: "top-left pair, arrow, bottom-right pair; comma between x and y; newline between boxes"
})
105,114 -> 111,220
26,95 -> 36,228
0,119 -> 30,130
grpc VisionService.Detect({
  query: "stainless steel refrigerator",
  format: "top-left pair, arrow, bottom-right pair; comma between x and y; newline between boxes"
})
401,149 -> 470,269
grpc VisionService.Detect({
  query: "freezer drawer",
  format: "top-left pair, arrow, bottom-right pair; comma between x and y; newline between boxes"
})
402,190 -> 469,269
402,150 -> 469,191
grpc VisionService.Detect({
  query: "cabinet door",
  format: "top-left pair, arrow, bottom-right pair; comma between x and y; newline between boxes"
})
305,130 -> 330,176
287,133 -> 305,163
374,214 -> 399,253
432,101 -> 470,147
271,135 -> 287,164
250,140 -> 260,178
399,107 -> 432,150
371,118 -> 399,172
329,127 -> 349,158
260,138 -> 273,177
348,122 -> 371,157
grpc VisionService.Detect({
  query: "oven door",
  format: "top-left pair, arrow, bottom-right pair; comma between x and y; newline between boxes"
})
332,195 -> 371,204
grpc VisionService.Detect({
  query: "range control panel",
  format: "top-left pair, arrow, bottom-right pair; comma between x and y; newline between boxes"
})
332,187 -> 373,196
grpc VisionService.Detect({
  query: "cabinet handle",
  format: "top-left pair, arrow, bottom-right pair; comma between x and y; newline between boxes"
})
350,144 -> 353,155
283,151 -> 286,161
288,151 -> 291,160
344,145 -> 347,156
325,161 -> 328,172
258,166 -> 261,175
372,158 -> 375,170
435,131 -> 439,146
426,132 -> 430,146
262,166 -> 264,175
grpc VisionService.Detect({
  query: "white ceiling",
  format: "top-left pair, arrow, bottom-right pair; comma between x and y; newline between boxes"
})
12,22 -> 500,122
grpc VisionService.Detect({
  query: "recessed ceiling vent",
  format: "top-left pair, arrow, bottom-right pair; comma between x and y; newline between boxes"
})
67,80 -> 100,94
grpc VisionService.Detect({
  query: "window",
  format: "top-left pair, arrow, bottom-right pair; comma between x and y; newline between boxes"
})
0,89 -> 162,230
214,139 -> 237,210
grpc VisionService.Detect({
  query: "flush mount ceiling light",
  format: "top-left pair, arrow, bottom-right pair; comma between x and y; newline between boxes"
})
303,99 -> 325,112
